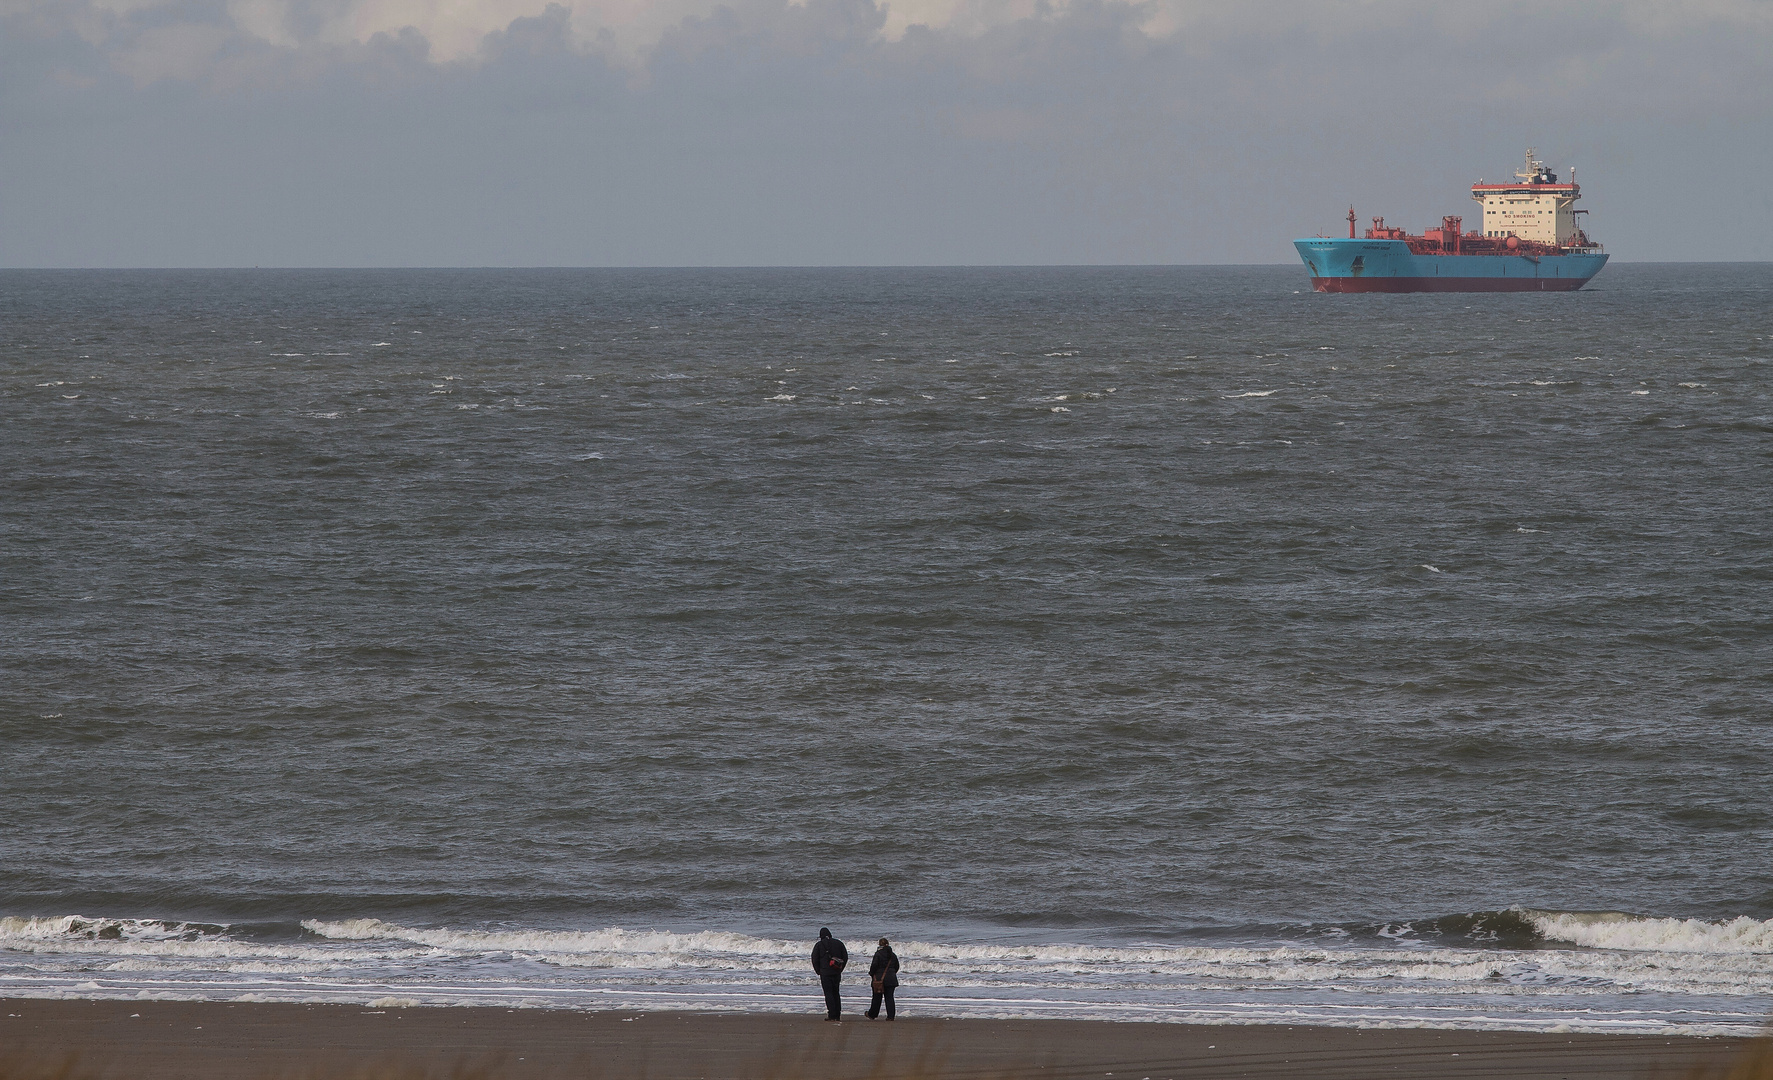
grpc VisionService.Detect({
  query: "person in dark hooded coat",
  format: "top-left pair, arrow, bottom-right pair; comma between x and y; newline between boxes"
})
866,937 -> 899,1020
810,927 -> 848,1020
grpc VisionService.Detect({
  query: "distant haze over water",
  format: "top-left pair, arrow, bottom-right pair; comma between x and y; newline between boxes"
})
3,265 -> 1771,1030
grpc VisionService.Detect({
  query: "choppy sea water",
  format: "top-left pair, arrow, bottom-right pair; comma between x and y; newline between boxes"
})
2,265 -> 1771,1034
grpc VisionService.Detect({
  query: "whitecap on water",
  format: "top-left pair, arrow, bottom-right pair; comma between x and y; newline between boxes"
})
2,915 -> 1763,1033
1530,911 -> 1773,955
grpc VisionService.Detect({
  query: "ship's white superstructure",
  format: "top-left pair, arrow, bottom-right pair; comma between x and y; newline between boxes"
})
1472,149 -> 1582,245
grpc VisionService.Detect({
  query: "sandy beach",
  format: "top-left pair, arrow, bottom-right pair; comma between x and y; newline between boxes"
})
2,999 -> 1755,1080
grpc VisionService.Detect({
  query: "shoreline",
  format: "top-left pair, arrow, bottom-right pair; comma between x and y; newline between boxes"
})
3,998 -> 1757,1080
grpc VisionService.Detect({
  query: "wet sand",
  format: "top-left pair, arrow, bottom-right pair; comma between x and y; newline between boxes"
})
1,998 -> 1752,1079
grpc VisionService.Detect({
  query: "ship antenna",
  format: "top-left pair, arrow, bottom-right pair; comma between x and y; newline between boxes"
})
1347,206 -> 1357,238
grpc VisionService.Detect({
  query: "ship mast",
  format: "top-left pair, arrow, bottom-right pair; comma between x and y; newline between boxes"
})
1517,148 -> 1541,183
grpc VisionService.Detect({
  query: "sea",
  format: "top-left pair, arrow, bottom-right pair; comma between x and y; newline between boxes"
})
3,264 -> 1771,1035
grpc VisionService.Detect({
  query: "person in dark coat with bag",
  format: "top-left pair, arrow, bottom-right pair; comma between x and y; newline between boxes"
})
811,927 -> 848,1020
866,937 -> 900,1020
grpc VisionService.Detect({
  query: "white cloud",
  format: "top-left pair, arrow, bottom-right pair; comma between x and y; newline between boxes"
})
9,0 -> 1773,74
225,0 -> 300,48
112,21 -> 236,83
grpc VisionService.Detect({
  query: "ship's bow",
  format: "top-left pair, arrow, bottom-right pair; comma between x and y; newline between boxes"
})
1293,238 -> 1413,292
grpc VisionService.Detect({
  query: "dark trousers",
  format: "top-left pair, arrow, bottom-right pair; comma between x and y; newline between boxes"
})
867,985 -> 895,1019
819,973 -> 842,1019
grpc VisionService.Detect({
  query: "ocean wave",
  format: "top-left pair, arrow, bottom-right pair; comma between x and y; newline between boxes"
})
1294,908 -> 1773,957
1528,911 -> 1773,954
301,920 -> 807,958
4,911 -> 1771,1033
0,916 -> 228,943
0,915 -> 417,963
290,917 -> 1773,993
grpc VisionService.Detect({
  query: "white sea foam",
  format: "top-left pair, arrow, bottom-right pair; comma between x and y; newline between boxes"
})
0,916 -> 421,964
1227,390 -> 1276,398
296,919 -> 1773,994
1529,911 -> 1773,954
1,916 -> 209,942
4,914 -> 1769,1033
302,920 -> 802,959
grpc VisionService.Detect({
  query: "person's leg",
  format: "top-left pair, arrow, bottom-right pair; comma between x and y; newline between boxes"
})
867,988 -> 882,1019
884,985 -> 895,1020
821,975 -> 842,1019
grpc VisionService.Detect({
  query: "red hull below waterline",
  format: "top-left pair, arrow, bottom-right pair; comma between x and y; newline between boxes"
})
1310,276 -> 1592,294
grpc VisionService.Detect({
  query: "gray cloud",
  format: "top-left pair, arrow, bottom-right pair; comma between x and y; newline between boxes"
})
3,0 -> 1769,265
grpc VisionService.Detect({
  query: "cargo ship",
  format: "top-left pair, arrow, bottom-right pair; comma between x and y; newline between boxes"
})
1294,150 -> 1608,292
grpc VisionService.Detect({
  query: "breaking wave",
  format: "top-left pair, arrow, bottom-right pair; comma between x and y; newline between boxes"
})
3,909 -> 1769,1033
1529,911 -> 1773,954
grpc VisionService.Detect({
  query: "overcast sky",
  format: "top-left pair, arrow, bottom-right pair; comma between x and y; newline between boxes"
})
3,0 -> 1769,266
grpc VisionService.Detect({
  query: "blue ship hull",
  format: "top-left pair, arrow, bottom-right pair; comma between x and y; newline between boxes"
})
1294,239 -> 1608,292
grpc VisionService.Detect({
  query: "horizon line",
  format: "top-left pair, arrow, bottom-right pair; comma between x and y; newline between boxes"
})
4,260 -> 1768,271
